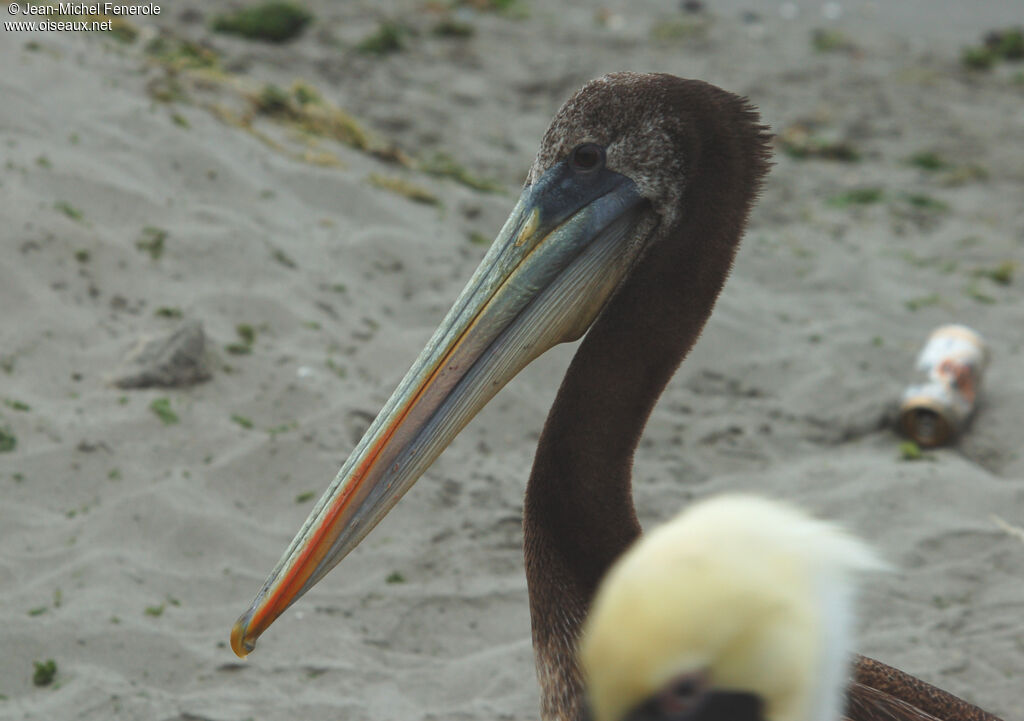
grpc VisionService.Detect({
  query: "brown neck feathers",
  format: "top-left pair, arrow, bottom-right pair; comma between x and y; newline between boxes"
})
523,79 -> 772,721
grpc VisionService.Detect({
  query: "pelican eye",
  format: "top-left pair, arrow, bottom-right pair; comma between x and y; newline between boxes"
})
656,672 -> 706,719
569,143 -> 605,173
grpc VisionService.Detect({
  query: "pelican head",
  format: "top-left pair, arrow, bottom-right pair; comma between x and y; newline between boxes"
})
231,72 -> 770,658
579,495 -> 885,721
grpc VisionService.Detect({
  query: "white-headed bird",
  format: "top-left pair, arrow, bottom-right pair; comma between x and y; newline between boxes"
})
580,495 -> 886,721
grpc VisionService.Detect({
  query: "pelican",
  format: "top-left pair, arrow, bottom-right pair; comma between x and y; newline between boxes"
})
231,73 -> 1002,721
580,495 -> 1008,721
579,494 -> 886,721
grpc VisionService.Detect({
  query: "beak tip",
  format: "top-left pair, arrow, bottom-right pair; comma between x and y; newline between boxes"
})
230,615 -> 256,658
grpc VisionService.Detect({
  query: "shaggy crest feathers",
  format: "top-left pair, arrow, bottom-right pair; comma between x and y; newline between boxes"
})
579,495 -> 886,721
526,72 -> 772,232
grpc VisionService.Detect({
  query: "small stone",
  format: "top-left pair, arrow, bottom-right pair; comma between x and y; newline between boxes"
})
111,320 -> 213,389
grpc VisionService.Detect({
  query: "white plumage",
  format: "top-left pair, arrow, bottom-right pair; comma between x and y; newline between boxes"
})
580,495 -> 886,721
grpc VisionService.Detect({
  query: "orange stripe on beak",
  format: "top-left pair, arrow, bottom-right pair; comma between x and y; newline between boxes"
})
231,355 -> 455,657
229,166 -> 647,659
230,278 -> 506,657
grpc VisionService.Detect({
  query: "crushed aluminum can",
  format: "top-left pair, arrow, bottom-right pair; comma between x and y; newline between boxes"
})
899,324 -> 990,447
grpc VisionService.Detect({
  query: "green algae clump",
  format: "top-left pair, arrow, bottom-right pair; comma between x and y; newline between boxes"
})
212,2 -> 312,43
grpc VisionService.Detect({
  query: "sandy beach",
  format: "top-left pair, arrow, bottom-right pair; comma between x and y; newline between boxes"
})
1,1 -> 1023,719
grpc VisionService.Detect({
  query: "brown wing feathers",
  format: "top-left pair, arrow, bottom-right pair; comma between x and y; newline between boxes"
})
852,655 -> 1003,721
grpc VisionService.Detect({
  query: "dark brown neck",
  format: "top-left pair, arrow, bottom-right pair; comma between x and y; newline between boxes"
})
523,93 -> 770,721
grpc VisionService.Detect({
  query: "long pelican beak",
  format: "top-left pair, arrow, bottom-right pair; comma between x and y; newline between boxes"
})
231,160 -> 649,657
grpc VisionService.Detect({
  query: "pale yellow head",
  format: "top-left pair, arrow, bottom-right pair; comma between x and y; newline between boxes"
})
579,494 -> 885,721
